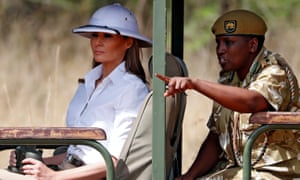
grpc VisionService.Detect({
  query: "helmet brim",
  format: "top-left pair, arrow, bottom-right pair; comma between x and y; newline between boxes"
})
73,25 -> 152,48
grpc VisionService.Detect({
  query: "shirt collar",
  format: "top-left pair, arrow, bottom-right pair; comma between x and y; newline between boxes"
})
84,61 -> 126,88
239,47 -> 265,88
108,61 -> 127,85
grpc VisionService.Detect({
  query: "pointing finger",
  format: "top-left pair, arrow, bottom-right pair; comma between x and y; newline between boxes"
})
155,73 -> 170,83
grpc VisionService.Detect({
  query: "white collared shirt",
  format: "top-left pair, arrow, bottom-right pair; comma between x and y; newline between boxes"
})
66,62 -> 148,164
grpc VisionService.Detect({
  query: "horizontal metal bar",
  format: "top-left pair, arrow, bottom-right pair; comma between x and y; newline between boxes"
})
243,124 -> 300,180
0,138 -> 114,180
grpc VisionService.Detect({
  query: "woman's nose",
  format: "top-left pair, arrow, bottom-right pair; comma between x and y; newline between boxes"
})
95,36 -> 104,45
92,33 -> 104,45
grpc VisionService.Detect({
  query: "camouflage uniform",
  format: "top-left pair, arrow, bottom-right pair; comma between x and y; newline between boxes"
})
203,47 -> 300,179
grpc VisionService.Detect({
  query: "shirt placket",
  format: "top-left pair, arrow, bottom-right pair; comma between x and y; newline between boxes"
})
80,81 -> 106,117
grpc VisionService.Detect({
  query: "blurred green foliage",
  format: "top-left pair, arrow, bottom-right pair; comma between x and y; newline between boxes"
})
182,0 -> 300,54
1,0 -> 300,55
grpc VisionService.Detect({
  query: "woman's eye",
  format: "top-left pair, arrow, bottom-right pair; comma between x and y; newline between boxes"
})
91,33 -> 98,38
103,33 -> 113,38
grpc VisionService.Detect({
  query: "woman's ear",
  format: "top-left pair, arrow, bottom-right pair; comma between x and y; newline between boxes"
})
125,38 -> 134,49
249,38 -> 259,53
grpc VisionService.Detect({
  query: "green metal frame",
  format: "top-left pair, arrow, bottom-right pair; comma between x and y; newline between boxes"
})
152,0 -> 167,178
0,139 -> 114,180
243,124 -> 300,180
152,0 -> 184,179
0,1 -> 185,179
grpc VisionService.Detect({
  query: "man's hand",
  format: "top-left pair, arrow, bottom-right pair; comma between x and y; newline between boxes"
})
155,73 -> 170,83
155,73 -> 193,97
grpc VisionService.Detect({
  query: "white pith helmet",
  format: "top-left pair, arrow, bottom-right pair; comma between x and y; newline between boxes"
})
73,3 -> 152,48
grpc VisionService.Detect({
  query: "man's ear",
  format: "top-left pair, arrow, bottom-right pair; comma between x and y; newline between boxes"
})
249,38 -> 259,53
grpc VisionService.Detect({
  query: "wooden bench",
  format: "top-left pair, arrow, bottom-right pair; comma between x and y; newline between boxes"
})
243,111 -> 300,179
0,127 -> 115,180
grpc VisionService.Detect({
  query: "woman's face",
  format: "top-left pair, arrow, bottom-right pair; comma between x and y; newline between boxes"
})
215,35 -> 257,78
90,32 -> 133,66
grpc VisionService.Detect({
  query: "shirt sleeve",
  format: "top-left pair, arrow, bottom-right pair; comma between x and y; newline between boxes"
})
248,64 -> 289,110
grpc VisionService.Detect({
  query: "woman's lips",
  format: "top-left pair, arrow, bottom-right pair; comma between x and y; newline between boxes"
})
94,50 -> 104,55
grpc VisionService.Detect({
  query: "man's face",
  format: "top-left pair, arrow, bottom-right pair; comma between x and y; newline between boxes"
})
215,35 -> 256,77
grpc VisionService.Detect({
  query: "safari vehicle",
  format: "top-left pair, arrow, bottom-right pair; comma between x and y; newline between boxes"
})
0,0 -> 300,179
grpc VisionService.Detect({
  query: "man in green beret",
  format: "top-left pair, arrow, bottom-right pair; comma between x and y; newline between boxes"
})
157,9 -> 300,179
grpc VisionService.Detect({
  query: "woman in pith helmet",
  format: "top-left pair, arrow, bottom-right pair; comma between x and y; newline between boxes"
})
4,3 -> 151,180
156,9 -> 300,179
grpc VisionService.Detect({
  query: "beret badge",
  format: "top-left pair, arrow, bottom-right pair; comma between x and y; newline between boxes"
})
224,20 -> 236,33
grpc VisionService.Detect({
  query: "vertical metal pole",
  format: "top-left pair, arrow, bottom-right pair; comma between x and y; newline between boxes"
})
153,0 -> 166,179
171,0 -> 184,59
171,0 -> 184,175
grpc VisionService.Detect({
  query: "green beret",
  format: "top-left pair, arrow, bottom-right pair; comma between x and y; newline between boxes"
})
211,9 -> 267,36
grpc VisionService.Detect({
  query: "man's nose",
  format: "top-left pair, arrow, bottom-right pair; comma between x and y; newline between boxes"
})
217,42 -> 226,55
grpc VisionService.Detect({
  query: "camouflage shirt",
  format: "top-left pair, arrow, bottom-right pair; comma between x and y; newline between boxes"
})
207,47 -> 300,171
